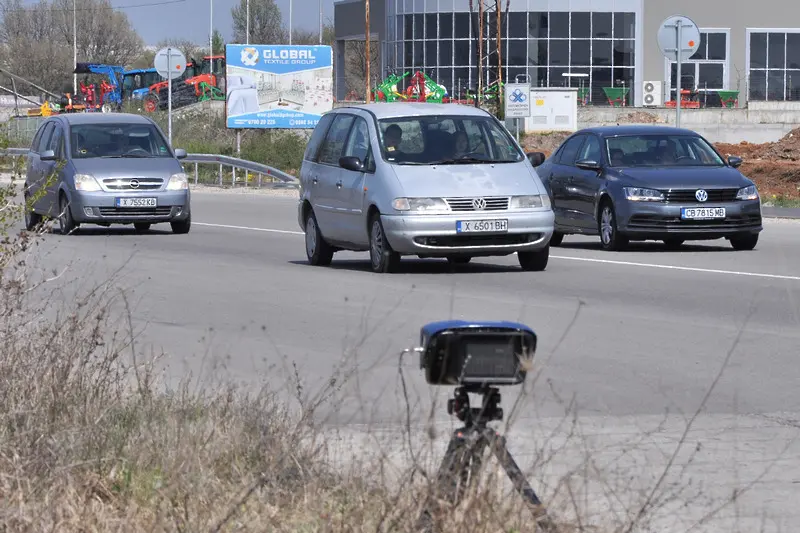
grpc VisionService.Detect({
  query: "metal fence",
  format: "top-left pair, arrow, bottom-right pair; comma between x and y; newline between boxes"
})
0,148 -> 299,189
3,116 -> 46,145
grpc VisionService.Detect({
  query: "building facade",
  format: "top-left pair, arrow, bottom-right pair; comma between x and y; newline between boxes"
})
333,0 -> 800,108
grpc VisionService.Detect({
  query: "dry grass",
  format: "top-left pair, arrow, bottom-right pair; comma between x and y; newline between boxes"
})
0,139 -> 785,532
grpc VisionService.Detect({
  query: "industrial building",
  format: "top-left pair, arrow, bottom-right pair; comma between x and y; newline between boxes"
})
333,0 -> 800,108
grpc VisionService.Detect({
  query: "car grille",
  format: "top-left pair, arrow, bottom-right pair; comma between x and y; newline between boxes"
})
627,213 -> 762,230
444,196 -> 510,211
102,177 -> 164,191
662,188 -> 739,203
414,233 -> 539,247
98,207 -> 173,217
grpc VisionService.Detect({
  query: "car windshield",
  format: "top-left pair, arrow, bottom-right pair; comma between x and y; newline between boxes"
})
69,123 -> 173,159
377,115 -> 523,165
605,134 -> 725,167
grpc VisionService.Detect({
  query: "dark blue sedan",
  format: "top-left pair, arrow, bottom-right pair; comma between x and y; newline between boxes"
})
526,125 -> 762,251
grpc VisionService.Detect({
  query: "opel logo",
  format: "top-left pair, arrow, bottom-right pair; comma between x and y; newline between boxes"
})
695,189 -> 708,202
129,179 -> 140,189
472,197 -> 487,210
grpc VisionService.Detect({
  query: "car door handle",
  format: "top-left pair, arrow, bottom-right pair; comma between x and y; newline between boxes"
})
311,176 -> 318,185
336,180 -> 342,188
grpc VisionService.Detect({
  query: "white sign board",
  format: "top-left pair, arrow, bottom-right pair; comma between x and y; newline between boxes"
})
504,83 -> 531,119
657,15 -> 701,62
522,89 -> 578,133
153,47 -> 187,81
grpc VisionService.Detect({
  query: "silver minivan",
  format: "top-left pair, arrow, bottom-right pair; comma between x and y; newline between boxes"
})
23,112 -> 191,235
297,102 -> 555,273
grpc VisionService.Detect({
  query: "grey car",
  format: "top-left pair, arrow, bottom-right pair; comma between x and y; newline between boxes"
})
23,112 -> 192,235
297,102 -> 555,273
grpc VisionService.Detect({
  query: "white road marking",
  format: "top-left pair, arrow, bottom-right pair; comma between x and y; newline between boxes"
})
195,221 -> 800,282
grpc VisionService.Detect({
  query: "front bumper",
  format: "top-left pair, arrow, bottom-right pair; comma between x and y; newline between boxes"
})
69,190 -> 191,224
380,209 -> 555,256
619,199 -> 762,239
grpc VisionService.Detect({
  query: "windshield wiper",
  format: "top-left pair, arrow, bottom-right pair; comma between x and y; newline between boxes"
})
427,156 -> 509,165
101,153 -> 151,158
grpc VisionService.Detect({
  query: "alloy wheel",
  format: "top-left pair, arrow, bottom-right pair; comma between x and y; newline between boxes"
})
600,206 -> 614,245
305,216 -> 318,259
370,219 -> 383,270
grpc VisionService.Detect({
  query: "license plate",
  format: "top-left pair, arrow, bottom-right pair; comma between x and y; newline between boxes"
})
116,197 -> 157,208
456,219 -> 509,233
681,207 -> 725,220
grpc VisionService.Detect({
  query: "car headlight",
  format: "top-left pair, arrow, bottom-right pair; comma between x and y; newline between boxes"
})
624,187 -> 664,202
736,185 -> 758,201
510,194 -> 551,209
166,172 -> 189,191
392,197 -> 448,211
74,173 -> 102,192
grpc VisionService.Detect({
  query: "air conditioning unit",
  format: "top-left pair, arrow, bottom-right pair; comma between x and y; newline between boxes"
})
642,80 -> 662,106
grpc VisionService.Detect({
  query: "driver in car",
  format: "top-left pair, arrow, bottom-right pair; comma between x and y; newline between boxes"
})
383,124 -> 405,160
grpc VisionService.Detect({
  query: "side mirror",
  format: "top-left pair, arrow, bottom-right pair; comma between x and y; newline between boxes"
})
173,148 -> 188,160
339,155 -> 365,172
40,149 -> 57,161
575,159 -> 602,171
727,155 -> 743,168
526,151 -> 546,167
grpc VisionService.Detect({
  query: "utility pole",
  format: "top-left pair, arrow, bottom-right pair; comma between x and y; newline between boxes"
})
365,0 -> 370,102
73,0 -> 77,96
209,0 -> 213,78
319,0 -> 323,44
246,0 -> 249,44
477,0 -> 483,107
289,0 -> 293,45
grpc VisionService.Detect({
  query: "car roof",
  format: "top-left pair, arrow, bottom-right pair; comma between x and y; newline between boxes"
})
578,125 -> 702,137
334,102 -> 491,120
54,112 -> 154,127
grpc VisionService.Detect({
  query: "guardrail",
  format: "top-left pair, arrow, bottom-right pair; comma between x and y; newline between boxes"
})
0,148 -> 299,189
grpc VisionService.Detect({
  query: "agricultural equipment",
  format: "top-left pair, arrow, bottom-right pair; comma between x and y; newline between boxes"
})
73,62 -> 127,112
404,71 -> 448,103
0,66 -> 86,116
373,71 -> 410,102
122,68 -> 160,100
142,55 -> 227,113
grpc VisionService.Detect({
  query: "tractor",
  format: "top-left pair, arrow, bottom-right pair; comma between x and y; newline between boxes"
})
122,68 -> 160,101
143,54 -> 227,113
73,62 -> 127,112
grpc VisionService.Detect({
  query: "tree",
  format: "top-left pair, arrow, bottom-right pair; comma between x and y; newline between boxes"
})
230,0 -> 284,45
212,29 -> 225,55
155,38 -> 204,64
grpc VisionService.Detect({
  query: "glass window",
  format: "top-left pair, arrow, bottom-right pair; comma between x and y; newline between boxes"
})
707,33 -> 726,60
549,67 -> 569,86
318,114 -> 355,166
592,12 -> 612,38
592,40 -> 612,66
571,39 -> 590,66
787,70 -> 800,99
549,12 -> 569,38
454,13 -> 470,39
591,67 -> 612,104
578,134 -> 603,163
47,125 -> 64,157
528,13 -> 547,38
614,12 -> 635,39
698,64 -> 724,88
376,115 -> 523,165
404,41 -> 413,67
605,134 -> 724,167
439,13 -> 453,39
750,33 -> 767,68
439,40 -> 453,66
749,70 -> 766,99
614,40 -> 635,67
768,70 -> 785,100
507,40 -> 527,66
454,42 -> 470,66
509,13 -> 527,38
425,13 -> 437,39
549,40 -> 569,66
787,34 -> 800,69
405,15 -> 413,43
557,134 -> 585,165
571,12 -> 590,39
768,33 -> 786,69
343,117 -> 372,169
304,112 -> 335,161
414,41 -> 423,65
425,40 -> 437,66
69,122 -> 172,159
528,39 -> 547,66
691,33 -> 707,60
437,68 -> 453,91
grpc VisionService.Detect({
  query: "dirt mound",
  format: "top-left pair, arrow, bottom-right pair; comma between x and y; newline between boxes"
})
616,111 -> 664,124
520,132 -> 571,157
716,128 -> 800,161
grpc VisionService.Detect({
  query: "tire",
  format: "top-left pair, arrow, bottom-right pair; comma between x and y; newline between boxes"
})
598,201 -> 628,251
549,231 -> 564,247
170,212 -> 191,234
23,189 -> 43,231
518,246 -> 549,271
730,233 -> 759,251
134,222 -> 151,232
368,213 -> 400,273
447,256 -> 472,264
304,209 -> 334,266
58,193 -> 77,235
663,238 -> 685,250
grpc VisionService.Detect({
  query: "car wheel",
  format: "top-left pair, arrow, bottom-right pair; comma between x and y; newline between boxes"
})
305,209 -> 334,266
134,222 -> 151,233
663,238 -> 684,250
369,213 -> 400,273
446,256 -> 472,264
170,212 -> 191,234
518,246 -> 549,271
23,190 -> 42,231
58,194 -> 77,235
598,201 -> 628,251
549,231 -> 564,247
730,233 -> 759,251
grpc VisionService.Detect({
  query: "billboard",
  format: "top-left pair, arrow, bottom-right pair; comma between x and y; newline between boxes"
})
225,44 -> 334,129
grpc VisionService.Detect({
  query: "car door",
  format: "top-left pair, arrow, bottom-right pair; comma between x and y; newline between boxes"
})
300,111 -> 335,216
312,112 -> 356,242
548,134 -> 586,229
26,121 -> 54,215
337,115 -> 374,246
40,122 -> 66,217
571,133 -> 606,230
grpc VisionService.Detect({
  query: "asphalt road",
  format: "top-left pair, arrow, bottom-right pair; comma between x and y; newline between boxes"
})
18,189 -> 800,532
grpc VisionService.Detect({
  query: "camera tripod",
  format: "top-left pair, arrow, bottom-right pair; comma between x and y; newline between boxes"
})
416,386 -> 558,533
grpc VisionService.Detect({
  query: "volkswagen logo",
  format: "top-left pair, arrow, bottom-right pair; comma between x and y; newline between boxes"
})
129,179 -> 140,189
472,197 -> 487,210
695,189 -> 708,202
